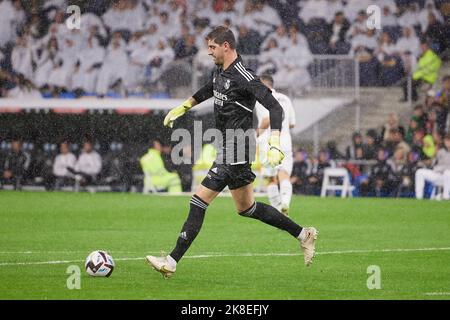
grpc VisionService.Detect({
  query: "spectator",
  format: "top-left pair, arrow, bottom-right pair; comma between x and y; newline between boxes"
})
346,132 -> 363,160
95,32 -> 128,96
53,141 -> 76,190
326,140 -> 345,160
327,11 -> 351,54
359,148 -> 391,197
261,25 -> 290,53
376,31 -> 405,86
290,150 -> 312,195
11,34 -> 34,78
174,33 -> 199,61
71,35 -> 105,94
415,134 -> 450,199
364,129 -> 379,160
402,40 -> 441,102
140,139 -> 182,193
424,12 -> 446,53
394,27 -> 421,78
381,113 -> 404,141
236,23 -> 262,55
434,75 -> 450,135
386,147 -> 407,196
257,38 -> 281,76
305,150 -> 335,195
145,39 -> 175,85
385,128 -> 411,156
1,138 -> 30,190
70,141 -> 102,188
396,151 -> 421,197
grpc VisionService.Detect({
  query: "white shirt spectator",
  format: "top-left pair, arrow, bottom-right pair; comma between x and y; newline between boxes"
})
246,3 -> 281,36
71,37 -> 105,92
78,13 -> 108,41
53,152 -> 77,177
11,37 -> 33,77
395,27 -> 420,58
380,6 -> 398,28
344,0 -> 372,22
96,37 -> 129,95
0,0 -> 15,48
419,2 -> 444,33
75,150 -> 102,176
257,39 -> 283,75
398,4 -> 420,27
298,0 -> 329,24
145,39 -> 175,83
325,0 -> 346,23
351,33 -> 378,56
262,25 -> 291,52
188,0 -> 214,20
102,1 -> 146,33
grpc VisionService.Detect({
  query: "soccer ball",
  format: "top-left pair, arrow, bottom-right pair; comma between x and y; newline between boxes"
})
85,250 -> 115,277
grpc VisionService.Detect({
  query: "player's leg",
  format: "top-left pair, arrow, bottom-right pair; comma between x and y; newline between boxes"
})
146,163 -> 227,278
278,170 -> 292,215
267,175 -> 282,211
231,183 -> 318,266
278,152 -> 294,215
146,184 -> 219,278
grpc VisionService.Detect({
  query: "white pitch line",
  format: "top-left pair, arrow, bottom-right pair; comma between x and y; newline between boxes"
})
0,247 -> 449,267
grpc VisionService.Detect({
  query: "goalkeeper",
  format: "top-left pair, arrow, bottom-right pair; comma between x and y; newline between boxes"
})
146,26 -> 318,278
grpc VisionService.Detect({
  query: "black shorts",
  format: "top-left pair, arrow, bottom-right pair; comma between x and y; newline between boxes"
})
201,162 -> 256,192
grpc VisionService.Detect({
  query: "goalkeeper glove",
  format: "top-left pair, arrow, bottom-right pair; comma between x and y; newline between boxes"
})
267,133 -> 285,167
163,99 -> 193,128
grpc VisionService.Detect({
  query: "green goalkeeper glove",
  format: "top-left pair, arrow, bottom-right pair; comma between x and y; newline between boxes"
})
267,133 -> 285,167
163,99 -> 194,128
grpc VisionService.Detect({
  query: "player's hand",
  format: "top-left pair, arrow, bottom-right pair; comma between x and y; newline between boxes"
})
267,133 -> 285,167
163,99 -> 193,128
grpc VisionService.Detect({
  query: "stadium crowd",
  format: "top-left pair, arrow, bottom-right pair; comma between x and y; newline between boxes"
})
1,0 -> 450,199
0,0 -> 449,98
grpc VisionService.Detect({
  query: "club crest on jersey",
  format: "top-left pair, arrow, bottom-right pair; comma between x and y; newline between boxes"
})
224,79 -> 230,89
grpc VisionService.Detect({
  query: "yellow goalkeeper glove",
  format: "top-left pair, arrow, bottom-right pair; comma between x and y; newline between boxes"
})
267,133 -> 285,167
163,99 -> 193,128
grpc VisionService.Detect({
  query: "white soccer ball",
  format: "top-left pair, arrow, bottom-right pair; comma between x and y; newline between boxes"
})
85,250 -> 115,277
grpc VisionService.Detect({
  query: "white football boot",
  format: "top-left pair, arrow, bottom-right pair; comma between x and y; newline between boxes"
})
299,227 -> 319,267
145,255 -> 176,279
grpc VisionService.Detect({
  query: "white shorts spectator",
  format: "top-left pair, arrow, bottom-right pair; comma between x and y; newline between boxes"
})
415,168 -> 450,200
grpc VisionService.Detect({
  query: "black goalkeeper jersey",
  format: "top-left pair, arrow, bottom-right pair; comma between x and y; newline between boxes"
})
193,55 -> 283,165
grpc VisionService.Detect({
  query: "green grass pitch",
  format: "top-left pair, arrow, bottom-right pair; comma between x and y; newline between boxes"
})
0,191 -> 449,300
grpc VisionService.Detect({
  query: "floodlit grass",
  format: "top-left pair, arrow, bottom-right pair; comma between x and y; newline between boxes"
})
0,191 -> 449,299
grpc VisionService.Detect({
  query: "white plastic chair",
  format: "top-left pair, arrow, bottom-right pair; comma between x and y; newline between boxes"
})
320,167 -> 354,198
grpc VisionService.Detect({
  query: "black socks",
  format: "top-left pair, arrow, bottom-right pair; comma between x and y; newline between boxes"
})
170,195 -> 208,262
239,202 -> 302,238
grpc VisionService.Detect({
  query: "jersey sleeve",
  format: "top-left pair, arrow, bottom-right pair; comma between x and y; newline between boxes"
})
239,75 -> 284,131
192,73 -> 214,103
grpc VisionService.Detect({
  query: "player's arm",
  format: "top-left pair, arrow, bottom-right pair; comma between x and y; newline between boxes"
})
244,79 -> 284,166
163,80 -> 213,128
258,116 -> 270,136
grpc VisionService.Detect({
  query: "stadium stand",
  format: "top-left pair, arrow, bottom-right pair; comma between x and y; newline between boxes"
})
1,0 -> 450,198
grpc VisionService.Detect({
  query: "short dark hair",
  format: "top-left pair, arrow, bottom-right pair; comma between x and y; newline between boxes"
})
206,26 -> 236,49
260,74 -> 274,87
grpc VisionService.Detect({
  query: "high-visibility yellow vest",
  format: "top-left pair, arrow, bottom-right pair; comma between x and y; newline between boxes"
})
413,49 -> 442,84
